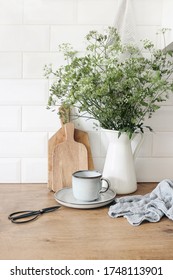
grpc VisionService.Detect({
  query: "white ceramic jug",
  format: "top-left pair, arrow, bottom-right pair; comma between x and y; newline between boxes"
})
102,130 -> 143,194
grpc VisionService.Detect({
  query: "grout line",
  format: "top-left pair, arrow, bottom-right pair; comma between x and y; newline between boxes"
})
19,158 -> 22,183
22,0 -> 25,24
21,106 -> 23,132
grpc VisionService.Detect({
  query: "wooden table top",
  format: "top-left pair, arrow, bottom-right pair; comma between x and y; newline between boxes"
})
0,183 -> 173,260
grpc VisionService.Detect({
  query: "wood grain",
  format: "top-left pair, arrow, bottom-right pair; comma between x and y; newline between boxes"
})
74,128 -> 94,170
52,123 -> 88,192
48,126 -> 64,190
48,125 -> 94,191
1,182 -> 173,260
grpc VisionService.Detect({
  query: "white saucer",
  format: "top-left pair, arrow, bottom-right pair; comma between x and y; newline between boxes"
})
54,187 -> 116,209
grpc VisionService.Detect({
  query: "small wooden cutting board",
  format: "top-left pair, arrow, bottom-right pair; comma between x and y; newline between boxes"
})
48,126 -> 94,191
52,123 -> 88,192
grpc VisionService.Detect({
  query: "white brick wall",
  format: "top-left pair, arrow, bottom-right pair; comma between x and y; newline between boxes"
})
0,0 -> 172,183
23,0 -> 76,24
0,25 -> 50,51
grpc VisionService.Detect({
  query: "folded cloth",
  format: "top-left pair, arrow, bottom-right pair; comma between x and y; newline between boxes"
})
108,179 -> 173,226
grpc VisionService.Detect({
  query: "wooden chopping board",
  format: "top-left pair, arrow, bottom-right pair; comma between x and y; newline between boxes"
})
59,105 -> 94,171
48,106 -> 94,191
48,125 -> 94,191
52,123 -> 88,192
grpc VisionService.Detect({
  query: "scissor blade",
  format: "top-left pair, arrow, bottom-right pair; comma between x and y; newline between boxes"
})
41,205 -> 61,213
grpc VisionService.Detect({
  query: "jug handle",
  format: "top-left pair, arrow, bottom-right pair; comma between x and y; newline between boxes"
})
132,132 -> 144,159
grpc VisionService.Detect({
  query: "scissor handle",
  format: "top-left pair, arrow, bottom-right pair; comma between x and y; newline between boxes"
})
8,210 -> 40,223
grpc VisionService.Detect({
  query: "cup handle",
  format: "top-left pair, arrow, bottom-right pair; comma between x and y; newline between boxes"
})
100,177 -> 110,193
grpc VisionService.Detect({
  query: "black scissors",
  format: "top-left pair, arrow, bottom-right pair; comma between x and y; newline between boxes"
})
8,205 -> 61,224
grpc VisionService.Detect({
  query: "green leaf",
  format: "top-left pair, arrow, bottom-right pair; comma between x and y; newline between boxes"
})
44,26 -> 173,135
